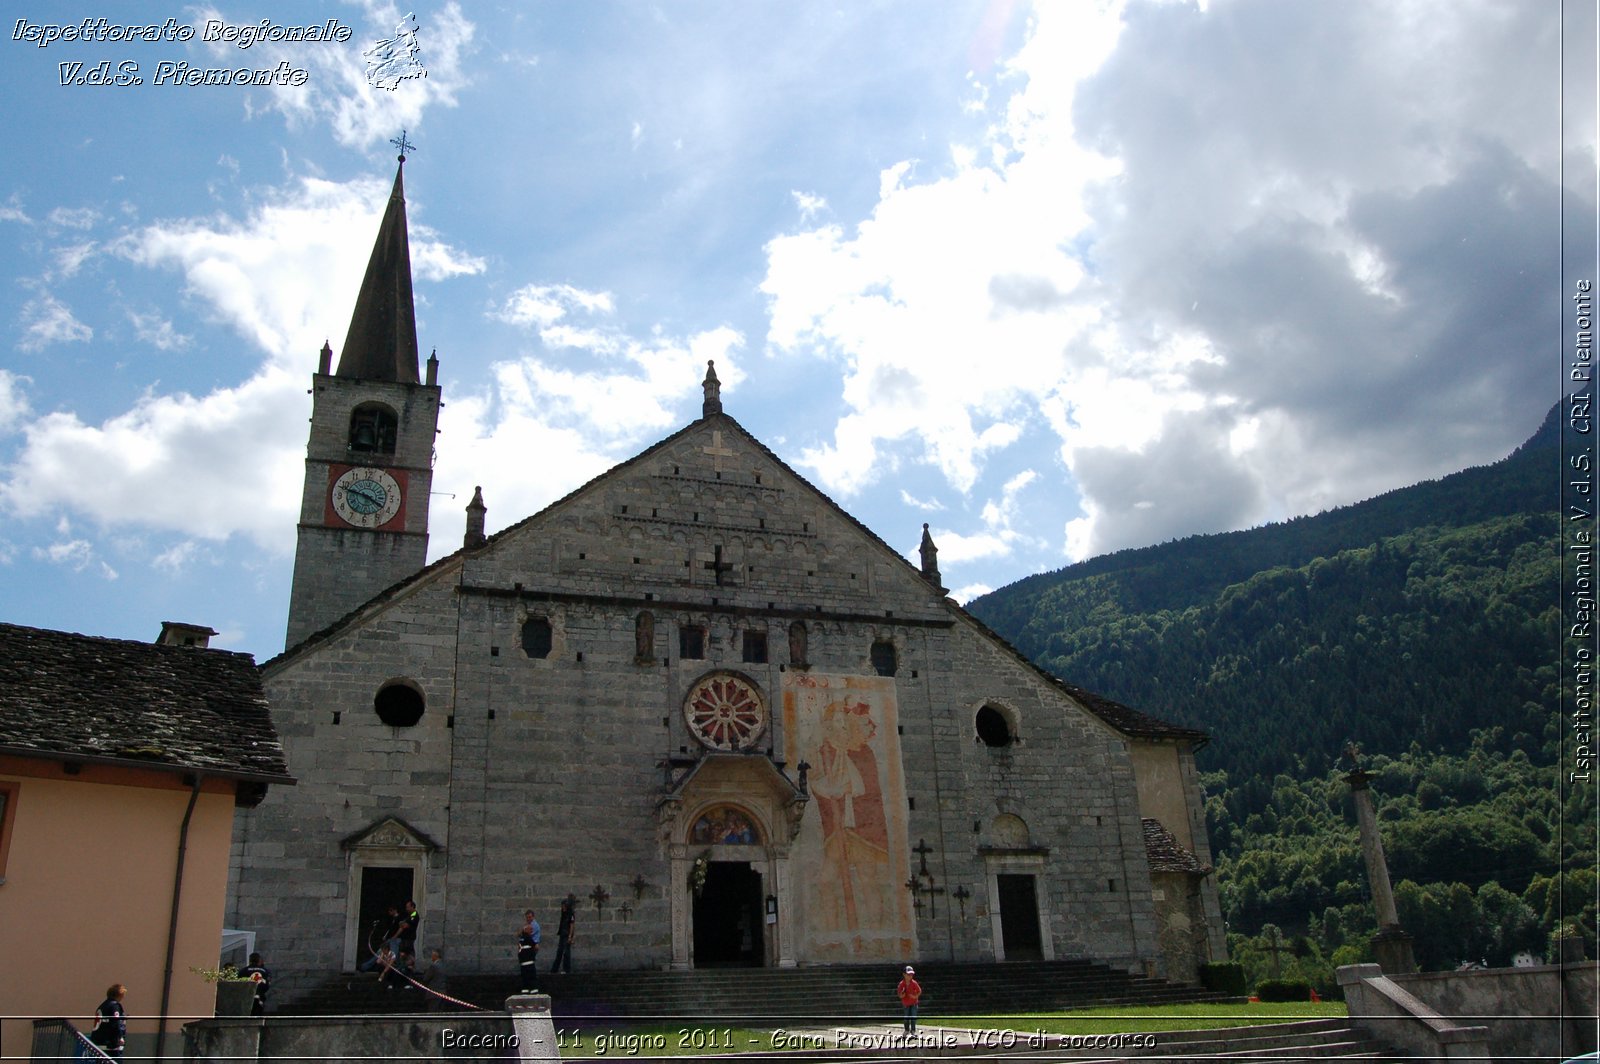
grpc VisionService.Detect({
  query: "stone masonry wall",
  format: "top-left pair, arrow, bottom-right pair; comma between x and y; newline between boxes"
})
232,416 -> 1173,994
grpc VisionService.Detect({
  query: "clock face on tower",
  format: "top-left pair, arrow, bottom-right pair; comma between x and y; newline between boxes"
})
331,466 -> 403,528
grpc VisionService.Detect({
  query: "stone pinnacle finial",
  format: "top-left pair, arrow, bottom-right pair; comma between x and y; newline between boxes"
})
464,486 -> 487,550
318,339 -> 333,375
919,523 -> 946,594
702,359 -> 722,417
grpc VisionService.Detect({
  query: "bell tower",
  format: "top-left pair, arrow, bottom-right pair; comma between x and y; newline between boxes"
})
285,154 -> 440,648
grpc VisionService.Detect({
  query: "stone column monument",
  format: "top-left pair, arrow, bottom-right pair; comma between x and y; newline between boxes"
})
506,993 -> 560,1062
1342,743 -> 1417,974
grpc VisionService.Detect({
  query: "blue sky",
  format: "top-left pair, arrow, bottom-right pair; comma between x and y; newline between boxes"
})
0,1 -> 1590,660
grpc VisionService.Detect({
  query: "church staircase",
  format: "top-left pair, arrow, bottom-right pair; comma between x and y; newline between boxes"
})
814,1019 -> 1398,1062
282,958 -> 1228,1021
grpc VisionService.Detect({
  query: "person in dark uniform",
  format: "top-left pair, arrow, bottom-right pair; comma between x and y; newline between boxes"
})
397,900 -> 420,958
239,953 -> 271,1016
550,895 -> 577,974
516,910 -> 540,992
358,905 -> 402,972
90,984 -> 127,1060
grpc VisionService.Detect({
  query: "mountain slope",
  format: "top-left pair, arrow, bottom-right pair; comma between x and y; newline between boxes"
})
971,403 -> 1557,666
966,405 -> 1560,785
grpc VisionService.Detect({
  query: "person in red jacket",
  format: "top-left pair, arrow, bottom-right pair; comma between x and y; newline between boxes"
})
896,965 -> 922,1035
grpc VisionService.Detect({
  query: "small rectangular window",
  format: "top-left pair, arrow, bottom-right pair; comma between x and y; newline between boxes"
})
743,630 -> 768,664
522,617 -> 553,659
871,640 -> 897,677
680,626 -> 706,660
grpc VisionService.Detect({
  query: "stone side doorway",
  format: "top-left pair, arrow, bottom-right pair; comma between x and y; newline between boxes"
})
356,866 -> 414,966
997,873 -> 1043,960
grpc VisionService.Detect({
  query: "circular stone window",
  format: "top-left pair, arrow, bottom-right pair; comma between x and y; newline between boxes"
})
374,681 -> 425,727
684,672 -> 767,751
975,704 -> 1015,748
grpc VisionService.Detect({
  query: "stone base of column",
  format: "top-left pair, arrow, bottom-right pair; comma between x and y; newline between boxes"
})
506,993 -> 559,1062
1371,929 -> 1417,975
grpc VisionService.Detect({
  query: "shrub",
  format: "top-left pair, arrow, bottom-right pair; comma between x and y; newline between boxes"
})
1255,978 -> 1314,1002
1199,962 -> 1249,996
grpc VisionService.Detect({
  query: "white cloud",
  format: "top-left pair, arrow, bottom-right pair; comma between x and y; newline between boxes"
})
115,174 -> 481,368
127,309 -> 191,351
46,207 -> 99,230
949,581 -> 992,605
761,1 -> 1570,562
152,539 -> 206,574
205,2 -> 476,152
53,242 -> 97,278
0,367 -> 305,551
918,468 -> 1044,568
491,283 -> 744,439
496,284 -> 617,329
898,489 -> 945,511
0,370 -> 32,433
791,191 -> 827,222
35,538 -> 94,571
17,292 -> 93,352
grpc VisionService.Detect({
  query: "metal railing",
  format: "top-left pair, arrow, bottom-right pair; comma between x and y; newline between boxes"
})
30,1018 -> 116,1063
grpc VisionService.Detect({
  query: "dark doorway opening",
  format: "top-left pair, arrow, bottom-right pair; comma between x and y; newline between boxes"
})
693,862 -> 763,967
357,866 -> 414,968
997,874 -> 1043,961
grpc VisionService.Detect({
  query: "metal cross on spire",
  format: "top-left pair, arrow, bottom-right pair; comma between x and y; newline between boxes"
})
390,129 -> 417,163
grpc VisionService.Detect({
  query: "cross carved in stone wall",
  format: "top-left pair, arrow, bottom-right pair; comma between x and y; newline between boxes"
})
702,431 -> 736,472
704,544 -> 734,586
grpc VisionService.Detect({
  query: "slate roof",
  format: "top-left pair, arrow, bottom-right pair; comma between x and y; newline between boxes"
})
0,622 -> 291,783
1055,680 -> 1209,742
1142,817 -> 1212,875
269,409 -> 1207,744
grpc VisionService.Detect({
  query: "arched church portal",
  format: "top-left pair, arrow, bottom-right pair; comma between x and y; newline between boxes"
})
683,803 -> 771,969
662,763 -> 805,971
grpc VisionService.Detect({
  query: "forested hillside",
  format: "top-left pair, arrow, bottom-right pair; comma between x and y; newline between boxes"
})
967,404 -> 1595,984
974,404 -> 1555,662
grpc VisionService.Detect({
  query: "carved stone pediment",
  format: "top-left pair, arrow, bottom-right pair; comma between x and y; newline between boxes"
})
340,815 -> 440,854
657,752 -> 808,850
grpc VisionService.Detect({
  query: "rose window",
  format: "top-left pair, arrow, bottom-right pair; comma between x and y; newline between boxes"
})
684,672 -> 767,751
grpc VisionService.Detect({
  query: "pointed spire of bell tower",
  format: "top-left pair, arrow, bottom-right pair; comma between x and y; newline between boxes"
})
702,359 -> 722,417
336,150 -> 419,383
285,135 -> 441,650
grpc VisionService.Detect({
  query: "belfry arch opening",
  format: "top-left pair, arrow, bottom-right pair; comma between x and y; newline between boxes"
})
348,403 -> 399,455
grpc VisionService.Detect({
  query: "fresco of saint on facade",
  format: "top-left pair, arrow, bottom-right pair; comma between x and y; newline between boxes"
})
783,673 -> 914,961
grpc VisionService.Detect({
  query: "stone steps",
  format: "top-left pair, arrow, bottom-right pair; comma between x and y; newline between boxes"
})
281,958 -> 1230,1021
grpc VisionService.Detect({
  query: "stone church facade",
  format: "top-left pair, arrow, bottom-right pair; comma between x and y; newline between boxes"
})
227,160 -> 1225,994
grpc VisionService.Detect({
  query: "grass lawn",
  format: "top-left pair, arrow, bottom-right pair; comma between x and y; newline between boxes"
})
938,1000 -> 1349,1035
549,1001 -> 1350,1056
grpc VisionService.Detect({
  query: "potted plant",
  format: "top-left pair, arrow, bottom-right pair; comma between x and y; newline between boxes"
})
191,965 -> 257,1016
